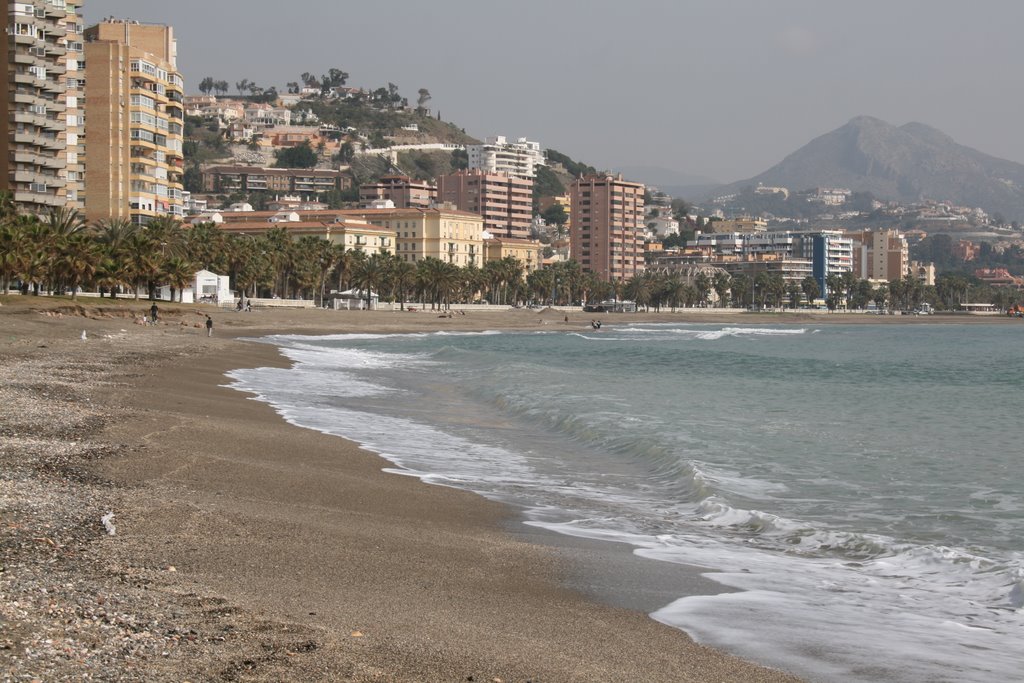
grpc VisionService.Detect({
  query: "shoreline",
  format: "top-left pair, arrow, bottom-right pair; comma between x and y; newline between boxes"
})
11,296 -> 1010,680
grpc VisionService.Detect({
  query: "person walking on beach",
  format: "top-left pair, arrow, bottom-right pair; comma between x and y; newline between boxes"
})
149,303 -> 159,324
205,314 -> 213,337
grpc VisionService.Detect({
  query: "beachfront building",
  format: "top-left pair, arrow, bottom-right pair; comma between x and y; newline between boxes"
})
346,207 -> 484,266
570,173 -> 646,282
358,174 -> 436,209
483,235 -> 544,276
211,214 -> 395,255
1,0 -> 84,214
692,231 -> 798,259
83,19 -> 184,223
805,230 -> 853,297
436,169 -> 533,240
847,228 -> 909,282
466,135 -> 544,179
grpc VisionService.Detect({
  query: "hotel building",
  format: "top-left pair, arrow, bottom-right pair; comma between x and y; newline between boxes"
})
83,19 -> 184,223
483,235 -> 544,275
347,207 -> 484,267
570,173 -> 645,282
436,169 -> 533,240
1,0 -> 83,214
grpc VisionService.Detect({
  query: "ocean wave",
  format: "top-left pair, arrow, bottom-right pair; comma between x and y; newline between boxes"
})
694,327 -> 808,340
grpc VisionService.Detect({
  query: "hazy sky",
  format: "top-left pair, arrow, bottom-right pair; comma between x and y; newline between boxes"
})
84,0 -> 1024,184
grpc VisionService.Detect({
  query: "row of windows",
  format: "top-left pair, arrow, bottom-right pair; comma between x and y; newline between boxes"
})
130,59 -> 168,83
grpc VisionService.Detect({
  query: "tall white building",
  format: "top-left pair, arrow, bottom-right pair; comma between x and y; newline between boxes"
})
466,135 -> 544,179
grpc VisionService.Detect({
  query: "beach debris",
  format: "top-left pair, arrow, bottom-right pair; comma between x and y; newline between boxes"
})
350,630 -> 363,638
100,512 -> 116,536
80,330 -> 87,340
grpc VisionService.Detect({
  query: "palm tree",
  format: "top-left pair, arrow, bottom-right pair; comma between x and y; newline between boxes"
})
350,252 -> 387,309
161,256 -> 196,302
0,219 -> 28,293
499,256 -> 525,305
766,273 -> 787,308
16,245 -> 49,296
94,256 -> 132,300
526,268 -> 553,305
122,232 -> 161,300
801,276 -> 821,307
730,274 -> 751,308
623,273 -> 652,311
56,233 -> 103,300
390,258 -> 416,310
482,260 -> 504,304
662,274 -> 687,312
694,271 -> 712,307
44,206 -> 89,238
713,271 -> 732,308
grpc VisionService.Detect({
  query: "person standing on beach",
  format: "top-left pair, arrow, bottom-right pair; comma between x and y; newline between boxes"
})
150,303 -> 159,324
205,315 -> 213,337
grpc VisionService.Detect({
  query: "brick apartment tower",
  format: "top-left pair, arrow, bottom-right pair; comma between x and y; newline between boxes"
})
570,173 -> 645,282
436,169 -> 533,239
83,19 -> 184,223
1,0 -> 84,214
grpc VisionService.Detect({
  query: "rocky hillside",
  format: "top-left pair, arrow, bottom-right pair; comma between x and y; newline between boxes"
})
717,116 -> 1024,220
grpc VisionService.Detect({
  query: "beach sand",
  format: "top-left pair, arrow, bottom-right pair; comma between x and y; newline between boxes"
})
7,297 -> 1002,681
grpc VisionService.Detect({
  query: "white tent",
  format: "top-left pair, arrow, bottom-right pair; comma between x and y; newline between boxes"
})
332,288 -> 378,310
156,269 -> 232,304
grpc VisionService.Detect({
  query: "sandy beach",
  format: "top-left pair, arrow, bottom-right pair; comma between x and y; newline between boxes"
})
3,297 -> 1010,681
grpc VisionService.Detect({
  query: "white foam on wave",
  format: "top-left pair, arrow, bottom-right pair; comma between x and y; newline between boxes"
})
226,332 -> 1024,683
694,327 -> 808,340
606,325 -> 809,342
642,534 -> 1024,683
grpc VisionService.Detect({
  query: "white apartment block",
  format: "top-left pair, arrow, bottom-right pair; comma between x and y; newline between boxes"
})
467,135 -> 544,179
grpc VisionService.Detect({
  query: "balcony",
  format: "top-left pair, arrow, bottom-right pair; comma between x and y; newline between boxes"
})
13,190 -> 63,207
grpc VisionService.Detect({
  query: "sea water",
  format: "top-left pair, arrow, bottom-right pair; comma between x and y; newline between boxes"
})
226,322 -> 1024,683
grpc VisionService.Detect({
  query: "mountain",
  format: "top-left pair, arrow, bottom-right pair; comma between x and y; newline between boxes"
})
716,116 -> 1024,220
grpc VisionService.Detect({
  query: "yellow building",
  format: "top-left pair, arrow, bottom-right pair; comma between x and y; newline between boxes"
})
345,207 -> 485,267
214,217 -> 395,256
1,0 -> 84,214
483,236 -> 544,275
83,19 -> 184,223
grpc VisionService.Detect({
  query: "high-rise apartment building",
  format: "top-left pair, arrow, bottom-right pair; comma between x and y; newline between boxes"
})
805,230 -> 853,297
466,135 -> 544,179
83,19 -> 184,223
570,174 -> 645,282
848,228 -> 909,282
436,169 -> 533,240
1,0 -> 84,214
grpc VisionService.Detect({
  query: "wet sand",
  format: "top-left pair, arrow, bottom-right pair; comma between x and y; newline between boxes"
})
9,296 -> 1001,680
